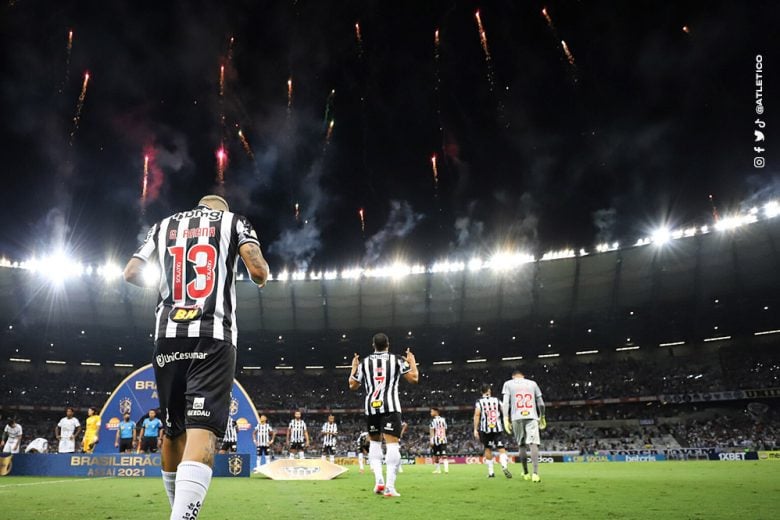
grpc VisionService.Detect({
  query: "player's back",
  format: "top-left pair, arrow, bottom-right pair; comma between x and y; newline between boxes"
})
135,204 -> 259,346
503,377 -> 542,421
359,351 -> 409,414
477,396 -> 503,432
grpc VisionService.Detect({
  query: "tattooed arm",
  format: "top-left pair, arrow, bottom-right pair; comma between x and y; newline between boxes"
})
239,242 -> 270,287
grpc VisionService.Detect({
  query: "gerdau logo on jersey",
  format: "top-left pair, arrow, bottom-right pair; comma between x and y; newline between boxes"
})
156,352 -> 208,368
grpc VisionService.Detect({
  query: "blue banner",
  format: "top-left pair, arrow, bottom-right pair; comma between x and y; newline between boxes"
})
2,453 -> 249,477
96,364 -> 260,469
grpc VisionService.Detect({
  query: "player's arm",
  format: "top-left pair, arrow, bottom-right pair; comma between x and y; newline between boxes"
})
473,406 -> 481,439
238,242 -> 269,287
285,426 -> 291,446
123,257 -> 147,287
348,353 -> 362,390
400,422 -> 408,437
115,428 -> 120,447
56,425 -> 61,441
536,385 -> 547,429
270,428 -> 276,444
501,387 -> 512,433
74,425 -> 81,440
403,349 -> 419,384
429,425 -> 435,446
304,428 -> 310,447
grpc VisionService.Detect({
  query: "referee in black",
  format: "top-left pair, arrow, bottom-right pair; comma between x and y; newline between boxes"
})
124,195 -> 268,519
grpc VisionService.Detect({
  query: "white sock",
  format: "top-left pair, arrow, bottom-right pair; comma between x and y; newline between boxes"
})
299,451 -> 305,460
487,459 -> 494,475
499,453 -> 508,469
162,470 -> 176,508
443,459 -> 449,472
358,452 -> 365,470
289,452 -> 294,459
368,441 -> 384,485
385,443 -> 401,491
330,455 -> 335,463
435,462 -> 440,471
170,461 -> 211,520
321,455 -> 326,460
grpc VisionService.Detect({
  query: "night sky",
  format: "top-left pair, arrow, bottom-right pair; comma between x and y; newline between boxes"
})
0,1 -> 777,272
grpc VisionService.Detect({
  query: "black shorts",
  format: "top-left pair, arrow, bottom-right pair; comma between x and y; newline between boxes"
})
479,432 -> 505,450
118,438 -> 133,452
322,446 -> 335,456
290,442 -> 305,451
366,412 -> 403,438
153,337 -> 236,439
141,436 -> 158,453
431,443 -> 447,456
257,446 -> 269,456
220,441 -> 237,453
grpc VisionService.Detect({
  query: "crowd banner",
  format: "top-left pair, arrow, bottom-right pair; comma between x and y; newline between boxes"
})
0,453 -> 249,477
97,363 -> 260,469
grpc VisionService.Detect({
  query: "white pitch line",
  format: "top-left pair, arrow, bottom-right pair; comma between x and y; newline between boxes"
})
0,476 -> 112,489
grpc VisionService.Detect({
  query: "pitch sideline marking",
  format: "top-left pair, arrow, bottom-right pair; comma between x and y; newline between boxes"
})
0,476 -> 112,490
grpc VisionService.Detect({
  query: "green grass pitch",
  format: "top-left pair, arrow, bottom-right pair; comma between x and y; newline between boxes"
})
1,462 -> 778,519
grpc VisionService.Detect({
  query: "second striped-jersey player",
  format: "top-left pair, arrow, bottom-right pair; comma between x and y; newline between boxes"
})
473,384 -> 511,478
320,415 -> 338,462
429,408 -> 449,474
253,415 -> 274,469
286,411 -> 309,459
349,333 -> 419,497
219,416 -> 238,453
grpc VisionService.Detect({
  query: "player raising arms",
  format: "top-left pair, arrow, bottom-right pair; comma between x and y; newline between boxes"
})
349,333 -> 419,498
473,384 -> 511,478
124,194 -> 269,519
429,408 -> 449,474
502,369 -> 546,482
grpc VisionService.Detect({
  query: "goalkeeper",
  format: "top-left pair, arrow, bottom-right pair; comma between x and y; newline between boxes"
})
501,369 -> 546,482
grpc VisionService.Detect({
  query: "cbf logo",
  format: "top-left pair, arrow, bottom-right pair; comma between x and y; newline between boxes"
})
229,397 -> 239,416
228,455 -> 243,476
119,397 -> 132,415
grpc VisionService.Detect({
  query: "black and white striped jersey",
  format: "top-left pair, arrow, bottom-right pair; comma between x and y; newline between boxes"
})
288,419 -> 307,444
430,416 -> 448,445
351,352 -> 411,415
476,395 -> 504,433
356,431 -> 369,449
134,205 -> 260,346
223,417 -> 237,443
254,423 -> 273,447
321,422 -> 338,447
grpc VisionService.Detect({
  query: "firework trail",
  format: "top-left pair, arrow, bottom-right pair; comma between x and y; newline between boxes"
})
324,119 -> 335,148
69,71 -> 90,145
237,128 -> 254,159
227,36 -> 235,62
355,22 -> 364,58
561,40 -> 576,66
431,154 -> 439,186
216,145 -> 228,184
541,7 -> 556,32
358,208 -> 365,233
141,154 -> 149,209
709,194 -> 720,222
60,29 -> 74,93
219,64 -> 225,97
474,10 -> 495,90
323,89 -> 335,126
294,202 -> 300,222
287,77 -> 293,112
433,28 -> 444,138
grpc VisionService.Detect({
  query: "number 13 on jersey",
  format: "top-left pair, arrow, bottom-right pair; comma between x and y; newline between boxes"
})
168,244 -> 217,301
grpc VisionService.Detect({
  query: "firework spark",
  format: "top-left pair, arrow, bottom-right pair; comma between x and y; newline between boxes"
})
355,21 -> 364,58
227,36 -> 235,62
325,119 -> 335,146
219,65 -> 225,97
60,29 -> 74,92
216,145 -> 228,184
237,128 -> 254,159
69,71 -> 90,145
682,25 -> 691,34
358,208 -> 365,232
287,77 -> 293,110
561,40 -> 576,66
294,202 -> 300,221
474,10 -> 495,90
541,7 -> 555,30
709,194 -> 720,222
323,89 -> 335,126
141,154 -> 150,210
431,154 -> 439,185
